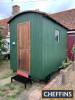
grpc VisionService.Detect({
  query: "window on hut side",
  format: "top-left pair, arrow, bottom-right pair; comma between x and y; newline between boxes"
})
55,30 -> 59,43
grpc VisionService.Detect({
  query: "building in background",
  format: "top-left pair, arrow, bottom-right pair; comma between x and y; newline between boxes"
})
0,18 -> 9,38
0,5 -> 20,59
0,5 -> 75,60
50,9 -> 75,60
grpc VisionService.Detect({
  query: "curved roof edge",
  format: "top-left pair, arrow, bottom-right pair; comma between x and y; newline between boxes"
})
8,10 -> 69,30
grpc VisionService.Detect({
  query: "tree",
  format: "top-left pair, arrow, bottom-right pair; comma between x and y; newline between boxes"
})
0,26 -> 6,56
72,44 -> 75,71
0,26 -> 3,54
72,44 -> 75,60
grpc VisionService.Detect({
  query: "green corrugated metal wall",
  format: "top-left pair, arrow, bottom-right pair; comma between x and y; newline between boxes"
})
41,18 -> 67,78
9,13 -> 67,80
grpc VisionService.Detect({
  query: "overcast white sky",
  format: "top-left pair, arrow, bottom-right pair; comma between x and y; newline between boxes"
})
0,0 -> 75,19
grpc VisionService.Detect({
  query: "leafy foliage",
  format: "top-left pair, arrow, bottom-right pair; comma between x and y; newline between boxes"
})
0,26 -> 7,59
72,44 -> 75,54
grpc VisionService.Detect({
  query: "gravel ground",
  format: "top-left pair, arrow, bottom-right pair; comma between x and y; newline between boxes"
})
0,60 -> 13,79
17,63 -> 75,100
0,60 -> 75,100
0,60 -> 45,100
17,82 -> 45,100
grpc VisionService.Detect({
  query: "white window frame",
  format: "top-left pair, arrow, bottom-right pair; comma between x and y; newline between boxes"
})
55,30 -> 60,43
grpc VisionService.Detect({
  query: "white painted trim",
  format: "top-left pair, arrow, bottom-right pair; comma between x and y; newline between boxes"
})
67,31 -> 75,33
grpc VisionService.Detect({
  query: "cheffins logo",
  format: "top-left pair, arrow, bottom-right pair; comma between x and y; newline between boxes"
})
42,90 -> 73,98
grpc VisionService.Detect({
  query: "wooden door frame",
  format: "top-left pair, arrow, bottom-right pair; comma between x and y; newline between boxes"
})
17,21 -> 30,73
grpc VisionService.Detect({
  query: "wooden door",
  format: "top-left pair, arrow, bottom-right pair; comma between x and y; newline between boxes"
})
17,22 -> 30,73
67,34 -> 75,60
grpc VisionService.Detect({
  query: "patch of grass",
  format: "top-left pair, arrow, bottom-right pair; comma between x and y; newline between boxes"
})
0,59 -> 9,66
0,71 -> 13,80
0,83 -> 25,100
5,96 -> 16,100
0,85 -> 9,91
0,91 -> 5,96
0,72 -> 13,79
0,59 -> 3,65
